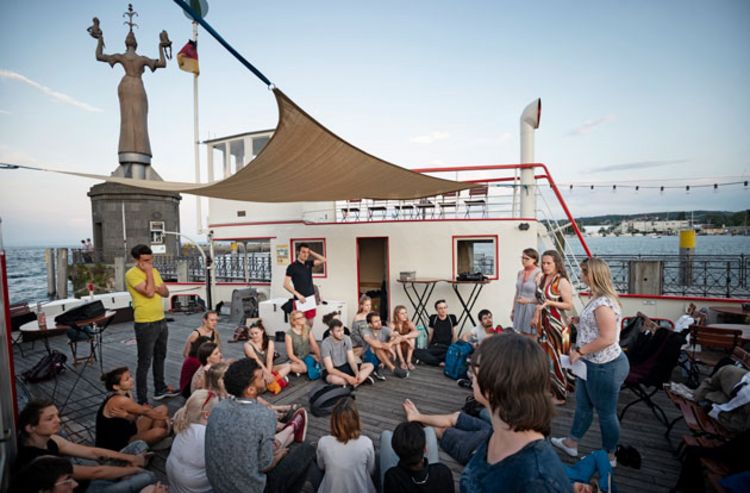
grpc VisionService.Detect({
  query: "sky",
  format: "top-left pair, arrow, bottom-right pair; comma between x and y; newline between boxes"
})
1,0 -> 749,247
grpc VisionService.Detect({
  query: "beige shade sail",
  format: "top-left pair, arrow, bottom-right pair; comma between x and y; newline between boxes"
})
44,89 -> 472,202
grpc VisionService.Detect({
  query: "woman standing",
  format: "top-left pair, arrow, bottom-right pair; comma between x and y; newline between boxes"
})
511,248 -> 541,336
390,305 -> 418,370
532,250 -> 574,404
316,398 -> 376,493
551,257 -> 628,467
285,310 -> 322,375
244,322 -> 292,384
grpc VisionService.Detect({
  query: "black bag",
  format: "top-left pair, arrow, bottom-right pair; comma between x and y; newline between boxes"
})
308,383 -> 353,417
456,272 -> 488,282
55,300 -> 105,326
22,350 -> 67,383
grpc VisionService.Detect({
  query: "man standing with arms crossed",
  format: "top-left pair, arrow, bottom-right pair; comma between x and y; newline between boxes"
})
126,244 -> 179,404
283,243 -> 327,321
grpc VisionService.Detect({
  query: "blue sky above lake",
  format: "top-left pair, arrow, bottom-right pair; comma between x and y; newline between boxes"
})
1,0 -> 748,246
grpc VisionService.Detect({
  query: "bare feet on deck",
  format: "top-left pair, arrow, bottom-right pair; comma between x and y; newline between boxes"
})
403,398 -> 420,422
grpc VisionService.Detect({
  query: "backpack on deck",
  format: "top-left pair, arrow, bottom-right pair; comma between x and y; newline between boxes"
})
22,350 -> 67,383
443,340 -> 474,380
303,354 -> 321,380
308,383 -> 353,417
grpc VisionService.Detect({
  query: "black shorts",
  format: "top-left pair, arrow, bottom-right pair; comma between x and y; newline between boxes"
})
323,363 -> 356,380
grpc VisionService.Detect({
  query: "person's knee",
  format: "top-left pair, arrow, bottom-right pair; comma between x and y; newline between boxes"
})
361,362 -> 374,372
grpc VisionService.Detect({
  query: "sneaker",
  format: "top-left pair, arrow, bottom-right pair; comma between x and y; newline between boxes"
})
392,367 -> 408,379
457,378 -> 472,389
372,368 -> 387,381
550,437 -> 578,457
153,386 -> 180,401
287,408 -> 308,443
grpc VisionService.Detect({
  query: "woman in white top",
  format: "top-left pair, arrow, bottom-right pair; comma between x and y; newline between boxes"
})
166,389 -> 218,493
316,398 -> 376,493
551,257 -> 630,467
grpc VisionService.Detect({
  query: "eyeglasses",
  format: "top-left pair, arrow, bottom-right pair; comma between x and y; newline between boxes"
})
201,390 -> 216,411
55,478 -> 77,487
293,316 -> 305,321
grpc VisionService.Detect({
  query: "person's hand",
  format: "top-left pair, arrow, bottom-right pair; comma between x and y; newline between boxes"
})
263,370 -> 274,384
138,259 -> 153,273
296,293 -> 306,303
569,348 -> 581,364
273,445 -> 289,461
348,374 -> 359,386
128,452 -> 152,468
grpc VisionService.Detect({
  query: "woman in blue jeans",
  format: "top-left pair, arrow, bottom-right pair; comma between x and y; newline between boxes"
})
551,257 -> 629,467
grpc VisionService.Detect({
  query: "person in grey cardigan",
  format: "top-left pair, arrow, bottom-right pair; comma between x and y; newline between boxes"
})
205,358 -> 316,493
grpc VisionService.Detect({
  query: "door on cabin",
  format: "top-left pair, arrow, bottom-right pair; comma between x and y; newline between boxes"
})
356,237 -> 389,321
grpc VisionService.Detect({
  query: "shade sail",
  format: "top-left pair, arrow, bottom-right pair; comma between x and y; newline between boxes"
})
50,89 -> 472,202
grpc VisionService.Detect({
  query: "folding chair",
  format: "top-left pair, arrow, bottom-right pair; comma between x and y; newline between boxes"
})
438,191 -> 458,218
463,185 -> 488,218
685,325 -> 742,388
342,199 -> 361,221
619,328 -> 686,426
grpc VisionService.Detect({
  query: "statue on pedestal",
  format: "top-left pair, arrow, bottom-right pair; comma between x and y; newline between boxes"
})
88,4 -> 172,170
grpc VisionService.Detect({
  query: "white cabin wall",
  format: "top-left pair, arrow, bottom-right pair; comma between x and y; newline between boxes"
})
211,219 -> 540,329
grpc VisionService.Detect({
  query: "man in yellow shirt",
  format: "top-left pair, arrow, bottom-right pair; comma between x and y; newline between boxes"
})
126,244 -> 179,403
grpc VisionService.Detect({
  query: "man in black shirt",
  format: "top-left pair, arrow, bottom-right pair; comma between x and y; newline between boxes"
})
284,243 -> 327,320
414,299 -> 457,366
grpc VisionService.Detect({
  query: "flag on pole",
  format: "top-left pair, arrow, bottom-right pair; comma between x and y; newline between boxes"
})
177,40 -> 199,75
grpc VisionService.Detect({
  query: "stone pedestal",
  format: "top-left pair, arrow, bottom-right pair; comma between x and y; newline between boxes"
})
88,180 -> 181,263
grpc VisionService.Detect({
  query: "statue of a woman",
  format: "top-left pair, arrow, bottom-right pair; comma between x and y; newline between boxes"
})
89,15 -> 171,166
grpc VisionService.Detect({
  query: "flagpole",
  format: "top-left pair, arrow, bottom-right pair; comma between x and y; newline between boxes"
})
192,21 -> 203,234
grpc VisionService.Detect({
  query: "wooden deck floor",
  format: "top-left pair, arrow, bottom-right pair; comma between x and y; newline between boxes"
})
12,313 -> 689,492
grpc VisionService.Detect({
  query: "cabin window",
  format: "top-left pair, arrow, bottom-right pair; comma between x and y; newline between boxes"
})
212,239 -> 272,282
290,238 -> 327,278
453,235 -> 498,280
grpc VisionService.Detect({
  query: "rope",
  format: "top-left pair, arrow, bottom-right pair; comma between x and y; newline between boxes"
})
171,0 -> 273,87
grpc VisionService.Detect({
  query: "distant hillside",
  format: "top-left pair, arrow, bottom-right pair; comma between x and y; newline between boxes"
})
577,210 -> 749,227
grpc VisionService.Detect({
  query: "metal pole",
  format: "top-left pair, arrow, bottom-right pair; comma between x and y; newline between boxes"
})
192,21 -> 203,234
207,230 -> 215,311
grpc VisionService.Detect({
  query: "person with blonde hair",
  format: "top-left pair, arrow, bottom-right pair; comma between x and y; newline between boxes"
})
316,398 -> 376,493
285,310 -> 321,375
166,389 -> 219,493
205,361 -> 230,398
350,295 -> 372,357
552,257 -> 628,468
390,305 -> 418,371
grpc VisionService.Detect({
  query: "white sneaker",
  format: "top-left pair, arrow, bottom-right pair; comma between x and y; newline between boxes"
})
609,456 -> 617,468
551,437 -> 578,457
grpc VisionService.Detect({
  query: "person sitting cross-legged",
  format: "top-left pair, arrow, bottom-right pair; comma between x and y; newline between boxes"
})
462,309 -> 501,348
190,341 -> 224,393
321,319 -> 375,388
413,299 -> 457,366
362,311 -> 408,379
179,335 -> 211,398
380,421 -> 454,493
14,399 -> 158,493
285,310 -> 322,376
205,358 -> 314,493
316,398 -> 376,493
95,367 -> 170,452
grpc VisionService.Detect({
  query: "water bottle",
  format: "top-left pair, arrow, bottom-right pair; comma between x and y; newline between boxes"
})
37,302 -> 48,330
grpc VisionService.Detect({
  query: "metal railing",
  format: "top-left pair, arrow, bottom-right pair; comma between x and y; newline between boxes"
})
572,254 -> 750,299
153,253 -> 272,283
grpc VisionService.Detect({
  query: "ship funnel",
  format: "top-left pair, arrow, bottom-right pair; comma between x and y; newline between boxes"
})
519,98 -> 541,218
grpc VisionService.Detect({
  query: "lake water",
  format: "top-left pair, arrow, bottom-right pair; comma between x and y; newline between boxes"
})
4,235 -> 749,305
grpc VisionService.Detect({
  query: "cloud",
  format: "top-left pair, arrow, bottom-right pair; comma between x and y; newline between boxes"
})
587,159 -> 688,173
567,114 -> 615,136
410,131 -> 450,144
0,109 -> 10,115
0,69 -> 102,112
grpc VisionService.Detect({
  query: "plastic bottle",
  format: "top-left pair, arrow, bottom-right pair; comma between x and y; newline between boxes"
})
37,302 -> 48,330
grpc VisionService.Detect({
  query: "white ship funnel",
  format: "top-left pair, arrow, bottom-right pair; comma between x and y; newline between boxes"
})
519,98 -> 541,218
